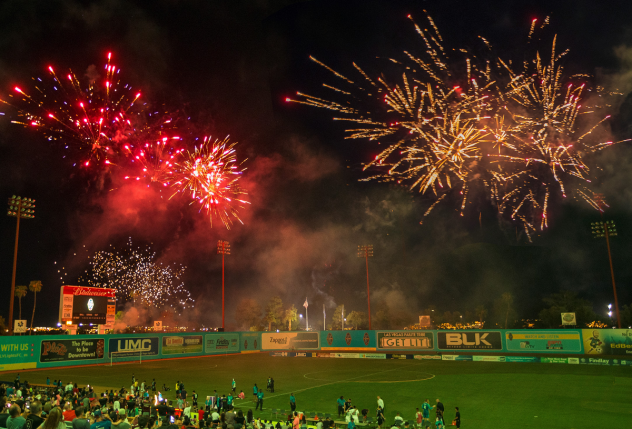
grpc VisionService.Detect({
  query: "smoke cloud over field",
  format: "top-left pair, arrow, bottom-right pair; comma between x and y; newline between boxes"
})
3,0 -> 632,328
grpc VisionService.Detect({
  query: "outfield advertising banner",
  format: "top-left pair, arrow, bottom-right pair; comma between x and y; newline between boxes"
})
414,355 -> 442,360
505,330 -> 583,353
359,353 -> 386,359
262,332 -> 319,350
331,352 -> 360,358
321,331 -> 375,350
0,338 -> 37,371
441,355 -> 473,361
505,356 -> 540,363
437,331 -> 502,350
162,335 -> 203,355
541,357 -> 569,364
388,354 -> 412,359
109,337 -> 159,358
579,357 -> 632,366
473,355 -> 506,362
268,351 -> 313,357
240,332 -> 261,352
40,339 -> 104,362
377,331 -> 433,350
582,329 -> 632,355
205,333 -> 239,353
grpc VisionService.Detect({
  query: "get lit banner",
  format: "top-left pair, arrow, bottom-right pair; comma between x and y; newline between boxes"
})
582,329 -> 632,355
59,286 -> 116,326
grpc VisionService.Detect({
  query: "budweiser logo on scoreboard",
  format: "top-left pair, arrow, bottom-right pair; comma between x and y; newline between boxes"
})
59,285 -> 116,326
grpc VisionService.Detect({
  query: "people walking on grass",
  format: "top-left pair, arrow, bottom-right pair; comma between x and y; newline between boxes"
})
432,399 -> 444,425
255,390 -> 264,411
415,408 -> 422,428
337,396 -> 345,417
344,398 -> 352,414
377,396 -> 384,415
232,380 -> 236,394
376,407 -> 385,429
289,393 -> 296,412
421,400 -> 431,426
452,407 -> 460,429
253,384 -> 258,402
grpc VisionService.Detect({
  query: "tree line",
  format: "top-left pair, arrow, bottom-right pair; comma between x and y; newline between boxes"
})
234,291 -> 631,331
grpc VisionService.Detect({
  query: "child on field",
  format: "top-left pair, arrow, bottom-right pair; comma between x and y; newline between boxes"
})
415,408 -> 422,428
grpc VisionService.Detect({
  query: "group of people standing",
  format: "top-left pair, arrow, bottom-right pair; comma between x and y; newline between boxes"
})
335,396 -> 460,429
414,400 -> 460,429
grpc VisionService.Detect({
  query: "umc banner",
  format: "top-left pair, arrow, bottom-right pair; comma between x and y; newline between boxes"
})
108,337 -> 159,358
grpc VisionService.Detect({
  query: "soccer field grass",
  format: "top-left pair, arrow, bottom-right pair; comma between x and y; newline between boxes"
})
4,353 -> 632,428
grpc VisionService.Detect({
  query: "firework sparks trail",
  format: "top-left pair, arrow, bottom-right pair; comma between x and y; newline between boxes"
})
288,13 -> 628,239
124,135 -> 185,185
171,136 -> 249,229
79,238 -> 194,311
0,52 -> 146,168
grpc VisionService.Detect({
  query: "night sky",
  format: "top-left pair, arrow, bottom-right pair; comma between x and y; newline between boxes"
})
2,0 -> 632,329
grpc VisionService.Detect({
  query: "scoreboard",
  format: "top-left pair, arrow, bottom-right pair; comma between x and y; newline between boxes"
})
59,286 -> 116,326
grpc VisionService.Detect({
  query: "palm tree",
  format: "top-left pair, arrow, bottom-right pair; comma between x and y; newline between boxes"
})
501,293 -> 514,329
14,285 -> 28,326
284,305 -> 298,331
475,305 -> 488,325
28,280 -> 42,335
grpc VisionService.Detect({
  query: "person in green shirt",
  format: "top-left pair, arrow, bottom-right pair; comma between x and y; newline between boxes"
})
255,391 -> 264,411
227,394 -> 234,410
434,417 -> 443,429
421,400 -> 431,426
289,394 -> 296,412
337,397 -> 345,417
253,384 -> 258,403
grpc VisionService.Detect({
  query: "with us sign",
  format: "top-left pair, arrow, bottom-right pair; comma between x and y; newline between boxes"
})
437,331 -> 502,350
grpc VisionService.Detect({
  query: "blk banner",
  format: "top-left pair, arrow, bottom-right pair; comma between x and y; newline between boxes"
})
437,331 -> 502,350
40,339 -> 104,362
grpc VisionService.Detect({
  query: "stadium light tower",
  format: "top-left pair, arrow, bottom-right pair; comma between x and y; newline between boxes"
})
357,244 -> 373,329
217,240 -> 230,330
591,194 -> 620,328
7,195 -> 35,335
